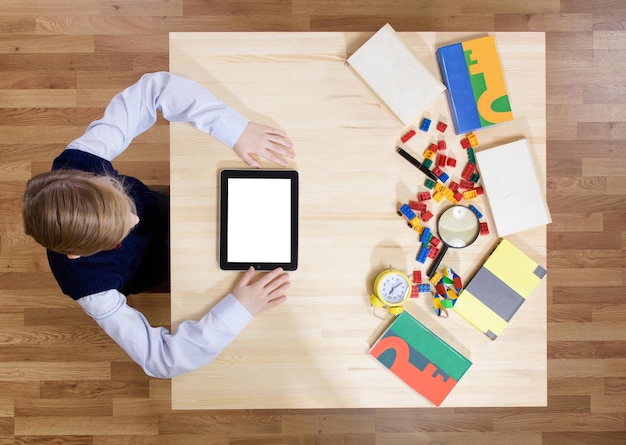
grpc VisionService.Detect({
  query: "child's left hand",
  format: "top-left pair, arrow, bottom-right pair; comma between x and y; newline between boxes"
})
233,122 -> 295,168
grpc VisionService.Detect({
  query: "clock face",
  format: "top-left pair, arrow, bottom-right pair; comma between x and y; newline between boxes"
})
377,273 -> 410,304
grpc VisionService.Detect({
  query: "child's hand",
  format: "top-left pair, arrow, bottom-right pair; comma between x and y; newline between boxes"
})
233,122 -> 295,169
231,266 -> 290,315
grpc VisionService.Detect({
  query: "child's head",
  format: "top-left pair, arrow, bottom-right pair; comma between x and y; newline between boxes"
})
23,170 -> 137,257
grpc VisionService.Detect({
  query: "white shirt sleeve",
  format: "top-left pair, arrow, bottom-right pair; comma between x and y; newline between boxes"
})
77,289 -> 253,378
67,71 -> 250,161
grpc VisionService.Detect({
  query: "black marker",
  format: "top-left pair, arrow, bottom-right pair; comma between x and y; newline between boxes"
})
396,147 -> 440,183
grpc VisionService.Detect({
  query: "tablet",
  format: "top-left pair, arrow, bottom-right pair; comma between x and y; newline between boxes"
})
219,169 -> 299,271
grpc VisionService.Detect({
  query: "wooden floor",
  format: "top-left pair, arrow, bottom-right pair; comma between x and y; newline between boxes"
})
0,1 -> 624,444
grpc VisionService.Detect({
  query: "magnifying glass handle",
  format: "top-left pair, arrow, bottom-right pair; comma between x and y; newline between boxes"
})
427,244 -> 448,278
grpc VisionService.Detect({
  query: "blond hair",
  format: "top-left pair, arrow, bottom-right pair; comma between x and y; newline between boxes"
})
23,170 -> 137,256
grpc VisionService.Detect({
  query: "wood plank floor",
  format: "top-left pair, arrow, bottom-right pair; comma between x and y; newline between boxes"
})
1,1 -> 624,444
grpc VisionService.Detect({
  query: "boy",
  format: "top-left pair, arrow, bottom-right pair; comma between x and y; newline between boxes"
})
23,72 -> 294,378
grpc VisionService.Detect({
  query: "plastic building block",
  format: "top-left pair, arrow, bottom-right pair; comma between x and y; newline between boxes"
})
475,186 -> 484,195
436,121 -> 448,133
480,221 -> 489,235
470,172 -> 480,183
416,245 -> 430,263
432,166 -> 443,177
434,182 -> 444,192
436,154 -> 447,167
430,236 -> 441,247
432,191 -> 444,202
398,203 -> 416,220
467,132 -> 478,147
469,204 -> 483,219
467,147 -> 476,164
463,189 -> 478,200
423,158 -> 433,168
439,172 -> 449,183
423,149 -> 436,160
460,179 -> 474,189
421,210 -> 433,222
438,140 -> 447,151
418,283 -> 431,293
424,179 -> 436,189
417,191 -> 431,202
398,203 -> 423,232
460,137 -> 471,149
401,129 -> 416,143
409,200 -> 427,211
448,181 -> 459,192
429,143 -> 439,153
447,157 -> 457,167
429,272 -> 443,286
420,227 -> 432,244
411,285 -> 420,298
461,163 -> 476,180
413,270 -> 422,284
419,117 -> 432,132
428,247 -> 439,259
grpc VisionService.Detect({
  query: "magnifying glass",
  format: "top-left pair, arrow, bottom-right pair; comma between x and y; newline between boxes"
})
426,205 -> 480,278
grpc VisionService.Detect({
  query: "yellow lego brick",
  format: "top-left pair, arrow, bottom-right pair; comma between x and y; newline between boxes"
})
463,190 -> 478,200
467,132 -> 478,147
423,149 -> 435,160
433,191 -> 444,202
429,272 -> 443,286
434,182 -> 444,192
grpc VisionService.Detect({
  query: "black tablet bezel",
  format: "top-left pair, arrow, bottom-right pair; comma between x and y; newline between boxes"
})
219,169 -> 299,271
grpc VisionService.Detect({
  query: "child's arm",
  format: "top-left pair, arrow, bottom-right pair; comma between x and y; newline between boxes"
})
67,72 -> 293,167
76,267 -> 289,378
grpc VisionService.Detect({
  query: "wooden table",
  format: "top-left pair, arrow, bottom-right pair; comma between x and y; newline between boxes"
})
169,31 -> 546,409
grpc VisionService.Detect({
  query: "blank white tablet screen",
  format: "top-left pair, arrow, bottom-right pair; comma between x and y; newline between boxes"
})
227,178 -> 292,263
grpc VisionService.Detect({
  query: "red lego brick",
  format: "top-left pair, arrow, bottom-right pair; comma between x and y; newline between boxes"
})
460,137 -> 471,149
408,200 -> 427,211
400,129 -> 416,143
446,157 -> 457,167
460,179 -> 474,189
436,154 -> 447,167
480,221 -> 489,235
421,210 -> 433,222
436,121 -> 448,133
437,140 -> 447,151
413,270 -> 422,284
417,191 -> 431,202
411,285 -> 420,298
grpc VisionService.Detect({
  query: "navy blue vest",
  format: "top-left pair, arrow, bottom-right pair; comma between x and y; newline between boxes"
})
47,149 -> 169,300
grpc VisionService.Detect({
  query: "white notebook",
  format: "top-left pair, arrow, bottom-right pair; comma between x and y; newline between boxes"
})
476,138 -> 551,237
347,23 -> 445,126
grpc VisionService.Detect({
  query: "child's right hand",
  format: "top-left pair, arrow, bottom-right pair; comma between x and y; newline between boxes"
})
231,266 -> 289,315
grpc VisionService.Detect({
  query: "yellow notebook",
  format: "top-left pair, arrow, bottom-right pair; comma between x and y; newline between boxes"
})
453,238 -> 546,340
